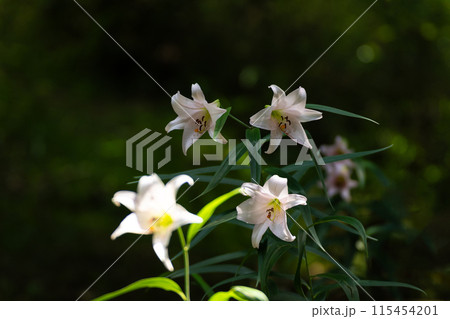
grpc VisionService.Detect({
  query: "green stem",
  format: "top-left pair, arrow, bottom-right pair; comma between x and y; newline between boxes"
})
229,113 -> 251,129
177,228 -> 190,301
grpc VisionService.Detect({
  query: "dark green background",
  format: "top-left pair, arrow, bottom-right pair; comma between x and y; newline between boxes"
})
1,0 -> 449,300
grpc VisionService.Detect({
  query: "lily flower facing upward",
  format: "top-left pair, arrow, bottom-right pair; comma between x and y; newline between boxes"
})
236,175 -> 307,248
324,163 -> 358,202
165,83 -> 227,155
249,85 -> 322,154
111,174 -> 202,271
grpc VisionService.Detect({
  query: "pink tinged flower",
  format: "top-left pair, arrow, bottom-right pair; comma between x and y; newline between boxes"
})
320,136 -> 354,168
249,85 -> 322,154
236,175 -> 307,248
165,83 -> 228,155
324,163 -> 358,202
111,174 -> 202,271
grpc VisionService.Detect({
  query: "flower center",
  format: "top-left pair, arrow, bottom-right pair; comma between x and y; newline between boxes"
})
194,111 -> 210,133
148,213 -> 173,232
266,198 -> 282,221
272,111 -> 291,133
334,175 -> 347,188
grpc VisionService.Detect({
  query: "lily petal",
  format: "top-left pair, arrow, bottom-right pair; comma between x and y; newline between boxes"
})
171,92 -> 201,119
181,117 -> 205,155
208,130 -> 227,144
299,108 -> 323,123
264,175 -> 289,198
250,107 -> 276,131
251,221 -> 270,249
152,231 -> 174,271
285,120 -> 312,149
285,86 -> 307,109
282,194 -> 307,210
204,100 -> 227,123
240,182 -> 265,197
265,127 -> 283,154
191,83 -> 207,104
169,204 -> 203,228
112,191 -> 136,212
165,174 -> 194,199
137,174 -> 165,200
269,84 -> 286,105
237,198 -> 271,225
269,213 -> 296,243
111,213 -> 148,240
165,116 -> 186,132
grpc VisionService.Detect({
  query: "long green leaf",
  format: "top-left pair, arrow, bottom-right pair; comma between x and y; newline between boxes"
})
306,103 -> 379,124
209,286 -> 268,301
245,128 -> 262,184
187,188 -> 241,244
316,273 -> 359,301
214,106 -> 231,138
314,215 -> 368,256
194,142 -> 247,199
310,207 -> 378,241
294,231 -> 308,299
168,264 -> 254,279
192,274 -> 214,298
283,145 -> 393,173
260,241 -> 294,293
358,280 -> 425,294
199,211 -> 237,232
93,277 -> 186,301
191,251 -> 249,269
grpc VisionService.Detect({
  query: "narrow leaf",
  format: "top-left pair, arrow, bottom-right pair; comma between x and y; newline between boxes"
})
314,215 -> 368,256
214,107 -> 231,138
306,103 -> 379,124
93,277 -> 186,301
187,188 -> 241,244
209,286 -> 268,301
283,145 -> 393,173
358,280 -> 425,294
194,142 -> 247,199
245,128 -> 262,184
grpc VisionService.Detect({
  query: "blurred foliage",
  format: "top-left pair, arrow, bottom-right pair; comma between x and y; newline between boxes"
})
0,0 -> 449,300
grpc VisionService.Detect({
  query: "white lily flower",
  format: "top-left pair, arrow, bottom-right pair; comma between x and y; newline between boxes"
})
236,175 -> 307,248
165,83 -> 227,155
324,163 -> 358,202
250,85 -> 322,154
111,174 -> 202,271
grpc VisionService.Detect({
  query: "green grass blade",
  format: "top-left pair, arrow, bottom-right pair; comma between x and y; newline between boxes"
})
209,286 -> 268,301
245,128 -> 262,184
194,142 -> 247,199
283,145 -> 393,173
187,188 -> 241,244
358,280 -> 425,294
306,103 -> 379,124
191,273 -> 214,298
93,277 -> 186,301
214,106 -> 231,138
313,215 -> 368,257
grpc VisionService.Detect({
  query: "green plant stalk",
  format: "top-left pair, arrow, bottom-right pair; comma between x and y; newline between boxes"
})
229,113 -> 251,129
177,228 -> 190,301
